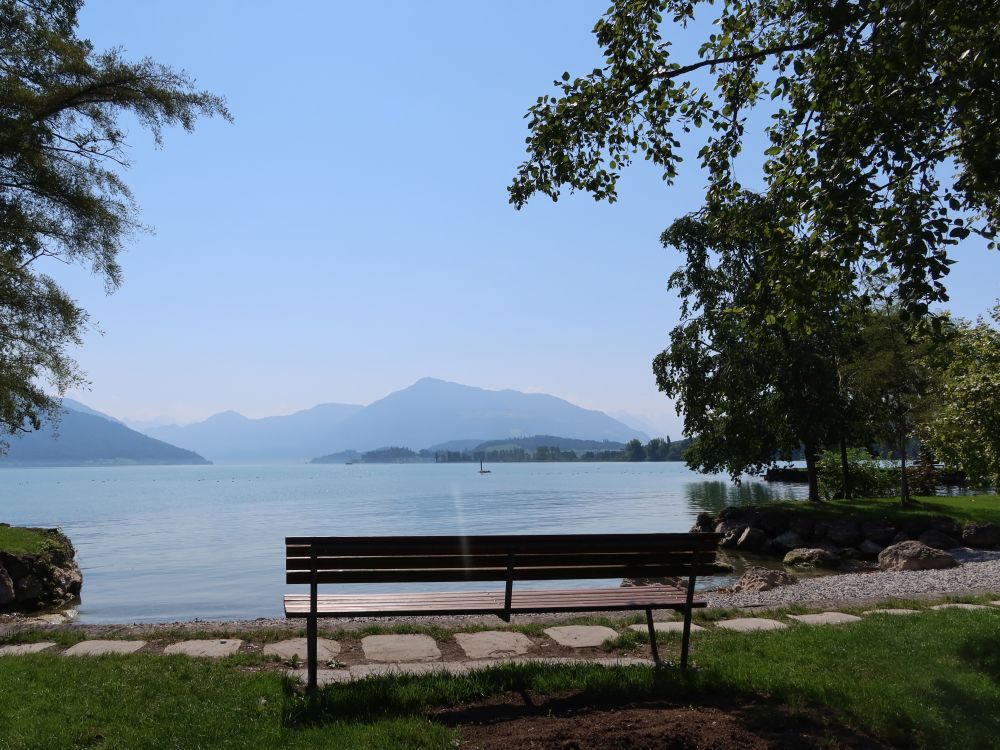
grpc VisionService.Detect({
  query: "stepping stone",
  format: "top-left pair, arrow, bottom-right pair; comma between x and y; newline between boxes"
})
454,631 -> 532,659
262,638 -> 340,663
360,634 -> 440,663
287,668 -> 351,686
0,642 -> 56,656
543,625 -> 619,648
351,662 -> 456,679
788,612 -> 862,626
991,601 -> 1000,606
864,609 -> 919,616
64,640 -> 146,656
289,657 -> 658,685
628,622 -> 706,634
715,618 -> 787,632
28,613 -> 68,625
163,639 -> 242,658
930,603 -> 992,611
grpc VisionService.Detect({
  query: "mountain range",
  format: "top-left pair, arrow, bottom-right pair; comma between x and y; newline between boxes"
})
146,378 -> 648,462
0,406 -> 210,467
0,378 -> 650,466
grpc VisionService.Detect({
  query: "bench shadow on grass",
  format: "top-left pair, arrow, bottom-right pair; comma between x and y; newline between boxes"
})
279,662 -> 880,747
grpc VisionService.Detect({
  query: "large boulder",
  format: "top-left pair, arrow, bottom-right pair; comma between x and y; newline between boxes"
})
861,520 -> 897,546
0,565 -> 14,606
961,522 -> 1000,548
917,529 -> 960,551
770,531 -> 805,553
787,516 -> 816,539
755,508 -> 791,535
732,566 -> 797,593
859,539 -> 885,559
715,520 -> 747,537
783,547 -> 839,569
878,541 -> 958,572
926,515 -> 962,538
0,528 -> 82,613
826,518 -> 862,546
689,512 -> 716,533
735,527 -> 768,552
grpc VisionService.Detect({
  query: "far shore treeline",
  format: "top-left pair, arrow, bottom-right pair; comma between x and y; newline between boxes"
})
311,436 -> 690,465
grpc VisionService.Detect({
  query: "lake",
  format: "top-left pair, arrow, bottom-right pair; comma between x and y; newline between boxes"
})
1,462 -> 807,623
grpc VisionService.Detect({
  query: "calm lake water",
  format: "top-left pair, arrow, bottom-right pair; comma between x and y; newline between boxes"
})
1,463 -> 807,623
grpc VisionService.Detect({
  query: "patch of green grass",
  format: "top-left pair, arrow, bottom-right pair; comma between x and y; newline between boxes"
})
4,605 -> 999,748
0,526 -> 51,555
0,654 -> 450,749
296,608 -> 1000,749
772,493 -> 1000,525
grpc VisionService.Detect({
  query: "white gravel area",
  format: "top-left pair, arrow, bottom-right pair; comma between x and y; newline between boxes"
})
706,548 -> 1000,609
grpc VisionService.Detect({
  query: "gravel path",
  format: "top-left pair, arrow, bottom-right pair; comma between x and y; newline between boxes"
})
706,548 -> 1000,609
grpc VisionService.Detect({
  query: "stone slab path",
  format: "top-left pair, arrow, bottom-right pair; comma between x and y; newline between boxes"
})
290,657 -> 656,687
543,625 -> 618,647
361,634 -> 441,663
788,612 -> 862,626
929,603 -> 992,611
64,640 -> 145,656
627,622 -> 706,634
163,639 -> 242,658
454,631 -> 532,659
715,618 -> 787,632
263,638 -> 340,663
0,642 -> 56,656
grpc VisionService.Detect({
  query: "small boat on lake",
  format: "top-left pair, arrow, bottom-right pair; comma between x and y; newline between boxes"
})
479,461 -> 491,474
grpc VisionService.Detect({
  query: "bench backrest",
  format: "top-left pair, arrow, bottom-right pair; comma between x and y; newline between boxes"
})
285,532 -> 722,585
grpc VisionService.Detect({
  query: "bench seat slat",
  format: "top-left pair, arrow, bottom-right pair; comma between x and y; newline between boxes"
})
285,550 -> 717,571
283,585 -> 701,618
287,533 -> 721,557
286,563 -> 720,585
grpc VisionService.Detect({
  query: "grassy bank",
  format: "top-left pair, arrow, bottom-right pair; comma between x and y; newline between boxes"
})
2,604 -> 999,749
0,526 -> 51,556
770,494 -> 1000,526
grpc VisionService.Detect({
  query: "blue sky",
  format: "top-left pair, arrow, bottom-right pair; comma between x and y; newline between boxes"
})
58,1 -> 1000,435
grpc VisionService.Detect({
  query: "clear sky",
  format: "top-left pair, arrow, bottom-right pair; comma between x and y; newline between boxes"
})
57,1 -> 1000,435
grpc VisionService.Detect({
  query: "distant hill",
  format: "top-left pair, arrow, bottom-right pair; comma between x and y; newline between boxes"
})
146,402 -> 364,462
311,378 -> 648,456
0,406 -> 210,467
473,436 -> 627,453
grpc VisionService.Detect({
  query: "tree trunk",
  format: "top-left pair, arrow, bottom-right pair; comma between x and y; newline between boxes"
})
804,442 -> 820,502
839,436 -> 851,499
899,435 -> 911,507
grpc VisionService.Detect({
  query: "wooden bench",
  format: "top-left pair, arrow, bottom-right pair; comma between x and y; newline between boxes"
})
284,531 -> 722,691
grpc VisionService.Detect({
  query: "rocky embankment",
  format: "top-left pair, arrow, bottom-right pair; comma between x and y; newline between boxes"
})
693,504 -> 1000,568
0,526 -> 82,614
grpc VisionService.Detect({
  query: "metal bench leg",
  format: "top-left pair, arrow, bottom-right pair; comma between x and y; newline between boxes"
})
645,608 -> 662,667
307,614 -> 318,693
680,572 -> 697,670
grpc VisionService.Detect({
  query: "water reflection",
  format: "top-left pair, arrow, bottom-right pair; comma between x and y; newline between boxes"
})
685,479 -> 806,516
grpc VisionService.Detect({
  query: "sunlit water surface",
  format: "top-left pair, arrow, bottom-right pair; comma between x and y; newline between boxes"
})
1,462 -> 806,623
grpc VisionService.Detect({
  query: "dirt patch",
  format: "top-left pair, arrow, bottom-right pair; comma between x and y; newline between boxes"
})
437,694 -> 889,749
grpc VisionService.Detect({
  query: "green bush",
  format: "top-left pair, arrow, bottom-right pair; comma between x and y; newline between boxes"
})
817,449 -> 899,499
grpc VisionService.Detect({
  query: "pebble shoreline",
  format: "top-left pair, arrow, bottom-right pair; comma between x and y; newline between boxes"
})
4,550 -> 999,636
705,547 -> 1000,609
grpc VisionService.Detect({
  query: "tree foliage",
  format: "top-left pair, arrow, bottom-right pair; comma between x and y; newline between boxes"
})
652,193 -> 860,499
842,304 -> 949,504
0,0 -> 230,438
921,304 -> 1000,488
509,0 -> 1000,318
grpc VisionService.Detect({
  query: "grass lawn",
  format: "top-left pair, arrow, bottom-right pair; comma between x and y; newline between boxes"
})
2,606 -> 999,749
0,526 -> 51,556
770,493 -> 1000,526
